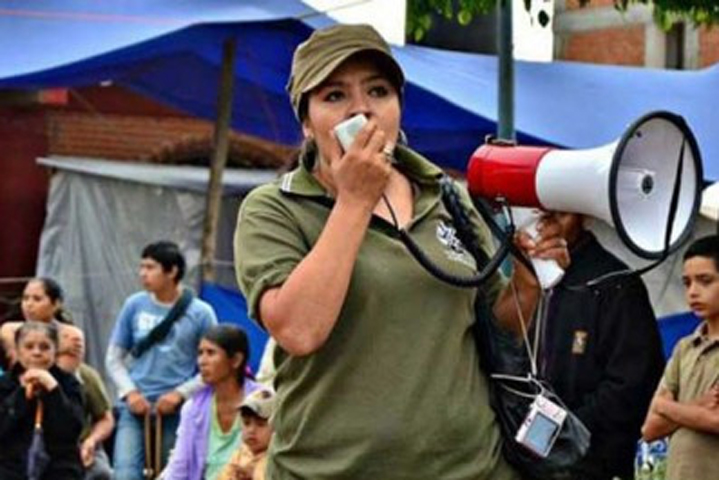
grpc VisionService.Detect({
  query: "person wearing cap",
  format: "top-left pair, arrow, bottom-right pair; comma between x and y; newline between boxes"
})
218,388 -> 275,480
234,23 -> 569,479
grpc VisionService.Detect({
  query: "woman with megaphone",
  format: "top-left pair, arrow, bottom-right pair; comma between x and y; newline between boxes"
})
234,23 -> 570,480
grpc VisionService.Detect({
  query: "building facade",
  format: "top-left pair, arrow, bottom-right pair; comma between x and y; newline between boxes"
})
554,0 -> 719,68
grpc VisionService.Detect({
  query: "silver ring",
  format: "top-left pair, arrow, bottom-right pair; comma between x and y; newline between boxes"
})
382,145 -> 394,161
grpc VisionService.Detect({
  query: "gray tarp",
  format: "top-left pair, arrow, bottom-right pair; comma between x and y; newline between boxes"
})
36,156 -> 276,391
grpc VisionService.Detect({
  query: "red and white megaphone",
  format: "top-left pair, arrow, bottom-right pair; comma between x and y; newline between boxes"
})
467,111 -> 703,288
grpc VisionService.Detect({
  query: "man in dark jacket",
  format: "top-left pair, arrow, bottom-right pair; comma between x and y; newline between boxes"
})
540,213 -> 665,480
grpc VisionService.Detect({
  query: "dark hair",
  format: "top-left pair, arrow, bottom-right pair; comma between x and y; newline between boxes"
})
298,137 -> 318,171
15,321 -> 60,351
26,277 -> 73,325
684,235 -> 719,271
142,241 -> 186,282
202,324 -> 250,386
34,277 -> 63,303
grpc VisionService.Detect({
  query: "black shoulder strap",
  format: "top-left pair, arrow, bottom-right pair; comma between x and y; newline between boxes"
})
131,289 -> 194,359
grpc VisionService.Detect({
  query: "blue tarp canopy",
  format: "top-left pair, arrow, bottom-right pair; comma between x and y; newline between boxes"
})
200,283 -> 268,375
2,0 -> 718,178
656,311 -> 701,359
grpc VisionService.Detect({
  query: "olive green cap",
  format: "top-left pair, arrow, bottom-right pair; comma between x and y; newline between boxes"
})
287,24 -> 405,119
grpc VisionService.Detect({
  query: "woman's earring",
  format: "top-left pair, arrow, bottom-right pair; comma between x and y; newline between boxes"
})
398,129 -> 408,146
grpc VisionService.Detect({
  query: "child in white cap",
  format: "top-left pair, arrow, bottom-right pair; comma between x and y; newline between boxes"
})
217,388 -> 275,480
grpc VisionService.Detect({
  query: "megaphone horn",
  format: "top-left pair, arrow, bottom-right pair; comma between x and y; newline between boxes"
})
467,111 -> 702,279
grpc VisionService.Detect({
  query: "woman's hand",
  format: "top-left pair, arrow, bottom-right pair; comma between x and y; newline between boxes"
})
80,437 -> 97,467
512,213 -> 571,289
323,118 -> 392,210
261,119 -> 396,356
20,368 -> 58,397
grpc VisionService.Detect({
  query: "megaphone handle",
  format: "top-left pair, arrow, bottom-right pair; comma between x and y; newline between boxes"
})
515,212 -> 565,290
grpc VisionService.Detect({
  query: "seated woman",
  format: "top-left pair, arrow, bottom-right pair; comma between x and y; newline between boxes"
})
163,324 -> 260,480
1,278 -> 74,367
0,321 -> 85,480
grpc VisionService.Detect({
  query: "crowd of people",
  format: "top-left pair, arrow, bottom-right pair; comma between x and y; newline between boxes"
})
0,23 -> 717,480
0,242 -> 276,480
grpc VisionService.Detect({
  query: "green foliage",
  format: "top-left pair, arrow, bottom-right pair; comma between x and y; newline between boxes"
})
654,0 -> 719,28
613,1 -> 719,28
406,0 -> 719,42
406,0 -> 495,42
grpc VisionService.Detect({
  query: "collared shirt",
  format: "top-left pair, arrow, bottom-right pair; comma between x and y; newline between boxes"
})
234,145 -> 513,479
77,363 -> 112,441
662,322 -> 719,480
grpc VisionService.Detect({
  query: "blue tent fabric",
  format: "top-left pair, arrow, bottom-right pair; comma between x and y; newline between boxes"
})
0,1 -> 331,147
657,311 -> 701,360
0,0 -> 330,78
2,1 -> 718,178
394,45 -> 719,176
200,282 -> 268,375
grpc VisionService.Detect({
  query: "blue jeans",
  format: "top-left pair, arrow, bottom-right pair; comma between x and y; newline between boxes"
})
113,405 -> 180,480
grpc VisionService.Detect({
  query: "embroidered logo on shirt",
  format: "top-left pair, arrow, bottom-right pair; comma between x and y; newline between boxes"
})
572,330 -> 588,355
436,221 -> 474,268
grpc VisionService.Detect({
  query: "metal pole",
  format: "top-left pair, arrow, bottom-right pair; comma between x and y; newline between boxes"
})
497,0 -> 515,141
201,38 -> 236,282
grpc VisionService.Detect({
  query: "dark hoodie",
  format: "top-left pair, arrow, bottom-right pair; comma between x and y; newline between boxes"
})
540,232 -> 665,480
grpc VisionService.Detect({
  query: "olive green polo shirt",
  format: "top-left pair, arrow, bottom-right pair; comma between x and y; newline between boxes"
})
662,323 -> 719,480
234,146 -> 515,480
77,363 -> 112,441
